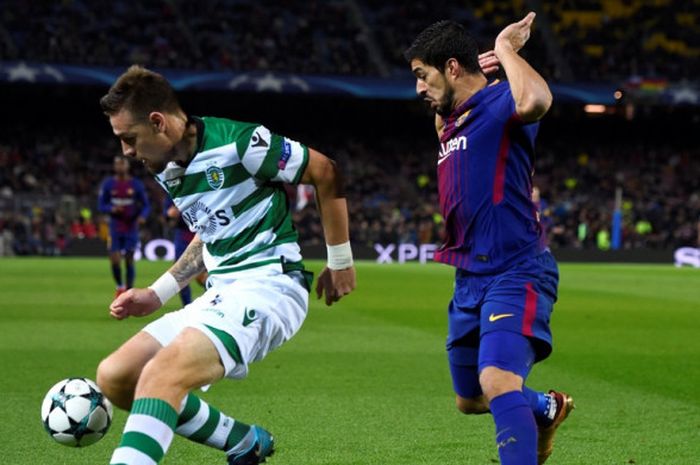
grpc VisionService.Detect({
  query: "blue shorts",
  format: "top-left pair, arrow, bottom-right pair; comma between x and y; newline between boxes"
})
109,231 -> 139,254
446,251 -> 559,397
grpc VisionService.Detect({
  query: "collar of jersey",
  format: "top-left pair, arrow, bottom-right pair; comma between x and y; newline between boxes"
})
177,115 -> 205,168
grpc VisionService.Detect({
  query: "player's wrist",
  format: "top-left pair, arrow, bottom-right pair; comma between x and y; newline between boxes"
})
494,40 -> 515,58
148,272 -> 180,305
326,241 -> 353,270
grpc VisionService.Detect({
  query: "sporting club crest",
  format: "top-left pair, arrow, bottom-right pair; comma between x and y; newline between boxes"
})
206,165 -> 225,189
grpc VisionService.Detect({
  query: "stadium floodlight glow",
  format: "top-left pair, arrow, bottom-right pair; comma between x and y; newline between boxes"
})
584,104 -> 606,114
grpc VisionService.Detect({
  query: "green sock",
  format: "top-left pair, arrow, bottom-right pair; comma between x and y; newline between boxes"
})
110,397 -> 178,465
176,393 -> 252,452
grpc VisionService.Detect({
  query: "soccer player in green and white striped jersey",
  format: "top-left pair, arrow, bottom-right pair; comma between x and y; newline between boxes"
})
95,65 -> 356,465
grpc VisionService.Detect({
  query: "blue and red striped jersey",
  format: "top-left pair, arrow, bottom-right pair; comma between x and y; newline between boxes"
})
435,81 -> 546,273
98,177 -> 150,234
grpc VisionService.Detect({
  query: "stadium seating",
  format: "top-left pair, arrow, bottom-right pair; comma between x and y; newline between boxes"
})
1,1 -> 698,256
2,0 -> 697,81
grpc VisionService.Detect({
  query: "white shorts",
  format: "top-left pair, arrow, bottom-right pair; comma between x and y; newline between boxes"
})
143,271 -> 308,380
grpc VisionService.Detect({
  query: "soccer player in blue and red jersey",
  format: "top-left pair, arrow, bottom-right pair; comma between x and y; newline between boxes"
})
405,13 -> 573,465
98,156 -> 151,296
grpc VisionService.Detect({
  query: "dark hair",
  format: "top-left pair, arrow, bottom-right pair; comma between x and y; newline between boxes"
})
404,20 -> 481,74
100,65 -> 182,120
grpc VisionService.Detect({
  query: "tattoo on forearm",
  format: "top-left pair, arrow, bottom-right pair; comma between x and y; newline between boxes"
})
170,238 -> 205,286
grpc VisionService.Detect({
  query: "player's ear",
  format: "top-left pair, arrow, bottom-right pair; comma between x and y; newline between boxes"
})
148,112 -> 166,133
445,58 -> 460,79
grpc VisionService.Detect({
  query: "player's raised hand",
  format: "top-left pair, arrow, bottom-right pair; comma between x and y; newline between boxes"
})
495,12 -> 536,55
478,50 -> 500,75
109,288 -> 162,320
315,266 -> 356,307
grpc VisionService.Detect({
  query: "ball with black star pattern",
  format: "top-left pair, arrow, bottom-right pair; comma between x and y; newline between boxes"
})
41,378 -> 113,447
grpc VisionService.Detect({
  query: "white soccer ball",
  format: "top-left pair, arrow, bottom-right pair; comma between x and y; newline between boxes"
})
41,377 -> 113,447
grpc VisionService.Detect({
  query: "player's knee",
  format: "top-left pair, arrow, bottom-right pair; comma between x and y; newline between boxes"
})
96,356 -> 136,409
478,366 -> 523,401
455,395 -> 489,415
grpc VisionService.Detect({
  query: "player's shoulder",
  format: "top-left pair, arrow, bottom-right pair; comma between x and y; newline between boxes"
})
481,80 -> 511,101
199,116 -> 266,149
201,116 -> 261,134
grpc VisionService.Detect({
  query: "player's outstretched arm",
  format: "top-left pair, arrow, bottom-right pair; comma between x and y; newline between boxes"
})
299,149 -> 356,306
109,236 -> 205,319
494,12 -> 552,122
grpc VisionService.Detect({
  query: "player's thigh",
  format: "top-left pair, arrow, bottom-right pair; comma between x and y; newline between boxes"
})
139,327 -> 225,392
143,273 -> 308,380
97,331 -> 162,388
477,331 -> 533,399
480,253 -> 558,361
109,233 -> 124,254
123,232 -> 139,255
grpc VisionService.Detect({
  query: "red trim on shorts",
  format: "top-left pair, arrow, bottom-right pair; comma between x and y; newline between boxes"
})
522,282 -> 537,337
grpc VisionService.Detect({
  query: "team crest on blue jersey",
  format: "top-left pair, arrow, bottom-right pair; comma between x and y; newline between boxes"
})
206,165 -> 225,190
456,110 -> 471,127
278,138 -> 292,169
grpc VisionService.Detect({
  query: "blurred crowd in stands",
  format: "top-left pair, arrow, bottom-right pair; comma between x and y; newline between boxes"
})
2,0 -> 698,82
1,116 -> 698,257
1,0 -> 698,256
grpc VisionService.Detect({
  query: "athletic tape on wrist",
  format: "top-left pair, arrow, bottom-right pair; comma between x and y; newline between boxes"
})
326,241 -> 353,270
148,272 -> 180,305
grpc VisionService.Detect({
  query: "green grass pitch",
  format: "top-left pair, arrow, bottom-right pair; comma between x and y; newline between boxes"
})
1,257 -> 699,464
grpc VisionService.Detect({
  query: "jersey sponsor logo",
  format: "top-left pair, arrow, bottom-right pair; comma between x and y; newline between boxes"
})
205,165 -> 225,190
203,307 -> 225,318
251,130 -> 269,148
182,200 -> 217,236
111,198 -> 134,206
488,312 -> 515,322
438,135 -> 467,165
278,138 -> 292,169
242,308 -> 258,327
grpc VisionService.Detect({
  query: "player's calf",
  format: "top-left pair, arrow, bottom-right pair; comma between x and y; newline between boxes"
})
455,394 -> 490,415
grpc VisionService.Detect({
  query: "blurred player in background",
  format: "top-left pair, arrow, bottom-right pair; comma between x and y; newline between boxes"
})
405,13 -> 573,465
96,65 -> 355,465
163,196 -> 207,306
98,156 -> 150,296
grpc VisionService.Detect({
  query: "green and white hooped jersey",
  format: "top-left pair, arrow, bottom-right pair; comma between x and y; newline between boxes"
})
154,116 -> 309,278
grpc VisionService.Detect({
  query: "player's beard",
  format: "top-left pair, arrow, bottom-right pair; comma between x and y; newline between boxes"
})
435,85 -> 455,117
